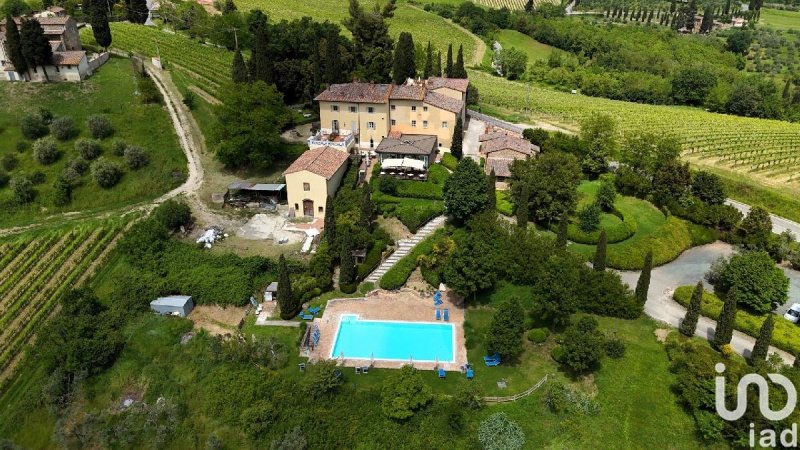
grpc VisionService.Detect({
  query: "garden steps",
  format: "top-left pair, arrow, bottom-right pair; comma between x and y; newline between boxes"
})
365,216 -> 446,283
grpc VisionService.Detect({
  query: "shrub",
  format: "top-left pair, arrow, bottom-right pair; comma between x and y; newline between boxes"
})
577,203 -> 602,232
478,413 -> 525,450
544,381 -> 600,415
20,113 -> 48,139
87,115 -> 114,139
379,231 -> 443,290
716,251 -> 789,314
154,199 -> 192,231
183,91 -> 196,110
379,175 -> 397,195
596,179 -> 616,211
75,138 -> 102,160
1,154 -> 18,171
91,158 -> 124,188
30,171 -> 46,185
124,145 -> 149,170
605,338 -> 626,358
49,116 -> 78,141
0,171 -> 9,188
111,139 -> 128,156
16,141 -> 29,153
454,384 -> 483,410
559,316 -> 606,373
381,365 -> 432,420
59,167 -> 81,187
68,157 -> 89,174
527,327 -> 550,344
33,137 -> 60,165
9,176 -> 35,204
720,344 -> 734,359
442,153 -> 458,171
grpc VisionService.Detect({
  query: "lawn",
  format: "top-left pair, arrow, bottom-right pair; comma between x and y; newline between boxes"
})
568,181 -> 694,269
372,163 -> 448,232
760,8 -> 800,31
493,29 -> 560,64
0,57 -> 186,228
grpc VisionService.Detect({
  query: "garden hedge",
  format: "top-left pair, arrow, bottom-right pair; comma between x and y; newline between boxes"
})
379,230 -> 444,290
565,208 -> 637,245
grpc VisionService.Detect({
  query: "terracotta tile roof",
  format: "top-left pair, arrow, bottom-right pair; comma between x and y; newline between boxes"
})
481,136 -> 538,156
485,157 -> 516,178
315,82 -> 393,104
424,91 -> 463,114
31,16 -> 71,25
283,146 -> 349,179
479,131 -> 513,142
376,134 -> 437,156
426,77 -> 469,93
52,51 -> 85,66
389,84 -> 425,101
387,129 -> 403,139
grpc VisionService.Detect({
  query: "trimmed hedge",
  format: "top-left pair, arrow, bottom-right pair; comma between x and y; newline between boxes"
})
496,190 -> 513,216
356,239 -> 387,281
673,285 -> 800,355
379,230 -> 444,290
606,216 -> 693,270
565,208 -> 637,245
394,164 -> 450,200
442,153 -> 458,171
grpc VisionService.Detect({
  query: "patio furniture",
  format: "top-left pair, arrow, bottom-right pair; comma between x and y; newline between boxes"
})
485,359 -> 501,367
356,367 -> 362,375
466,368 -> 474,380
483,353 -> 500,363
438,368 -> 446,379
435,309 -> 441,320
443,309 -> 450,322
299,312 -> 314,320
308,306 -> 321,315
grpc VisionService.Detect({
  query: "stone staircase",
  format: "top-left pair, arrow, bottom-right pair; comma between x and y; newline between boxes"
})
365,215 -> 447,284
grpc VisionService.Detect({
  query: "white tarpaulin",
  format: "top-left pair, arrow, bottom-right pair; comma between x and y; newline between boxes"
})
381,157 -> 425,171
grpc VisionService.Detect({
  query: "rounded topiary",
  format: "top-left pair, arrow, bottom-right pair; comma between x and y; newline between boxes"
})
550,346 -> 565,363
1,153 -> 18,171
75,138 -> 103,160
49,116 -> 78,141
87,115 -> 114,139
91,158 -> 124,188
124,145 -> 149,170
340,283 -> 357,294
527,328 -> 550,344
605,338 -> 626,358
33,137 -> 61,165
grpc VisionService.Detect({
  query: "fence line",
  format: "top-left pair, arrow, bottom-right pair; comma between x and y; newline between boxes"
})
483,373 -> 551,404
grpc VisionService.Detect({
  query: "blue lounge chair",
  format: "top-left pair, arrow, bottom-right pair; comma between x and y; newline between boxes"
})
483,353 -> 500,363
435,309 -> 441,320
466,368 -> 474,380
299,312 -> 314,320
484,359 -> 501,367
438,368 -> 446,379
308,306 -> 321,315
443,309 -> 450,322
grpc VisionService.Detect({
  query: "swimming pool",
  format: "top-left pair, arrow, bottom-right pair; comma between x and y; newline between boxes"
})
330,314 -> 455,363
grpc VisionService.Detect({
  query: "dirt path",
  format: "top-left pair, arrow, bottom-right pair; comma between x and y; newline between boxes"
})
407,4 -> 486,66
188,85 -> 221,105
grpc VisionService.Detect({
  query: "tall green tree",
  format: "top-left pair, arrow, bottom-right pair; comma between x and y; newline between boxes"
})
486,169 -> 496,211
486,297 -> 525,360
4,15 -> 27,80
323,196 -> 336,245
560,316 -> 606,373
579,113 -> 617,177
445,44 -> 453,78
125,0 -> 149,24
392,32 -> 416,84
750,315 -> 774,364
699,6 -> 714,33
593,230 -> 607,272
19,19 -> 52,81
516,183 -> 529,228
524,0 -> 534,12
635,251 -> 652,305
434,50 -> 442,77
443,157 -> 488,224
453,44 -> 467,78
713,288 -> 738,348
451,116 -> 463,159
359,183 -> 373,228
724,0 -> 731,14
277,255 -> 298,319
443,223 -> 498,299
231,49 -> 249,83
423,41 -> 433,79
783,78 -> 793,101
556,217 -> 568,250
510,151 -> 581,223
679,281 -> 703,336
344,0 -> 393,83
249,26 -> 273,84
86,0 -> 112,50
737,206 -> 772,250
339,233 -> 356,291
323,28 -> 344,85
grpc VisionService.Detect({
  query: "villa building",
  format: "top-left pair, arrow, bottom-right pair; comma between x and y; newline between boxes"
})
479,130 -> 539,182
313,76 -> 467,151
375,132 -> 438,180
0,15 -> 99,82
283,146 -> 350,219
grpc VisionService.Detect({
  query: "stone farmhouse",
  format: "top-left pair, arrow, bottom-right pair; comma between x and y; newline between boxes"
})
0,15 -> 103,82
479,130 -> 539,182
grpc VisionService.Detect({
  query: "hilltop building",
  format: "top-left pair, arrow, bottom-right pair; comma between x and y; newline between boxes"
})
283,146 -> 350,219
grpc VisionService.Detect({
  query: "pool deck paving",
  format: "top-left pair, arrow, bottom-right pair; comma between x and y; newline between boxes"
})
306,288 -> 467,372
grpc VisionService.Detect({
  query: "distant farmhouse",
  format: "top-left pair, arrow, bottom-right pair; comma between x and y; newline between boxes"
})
479,129 -> 539,183
0,13 -> 106,82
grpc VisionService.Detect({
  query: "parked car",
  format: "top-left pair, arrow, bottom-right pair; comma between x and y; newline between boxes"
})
784,303 -> 800,323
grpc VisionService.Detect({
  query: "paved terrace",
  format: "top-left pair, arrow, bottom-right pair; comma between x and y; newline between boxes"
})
306,289 -> 467,371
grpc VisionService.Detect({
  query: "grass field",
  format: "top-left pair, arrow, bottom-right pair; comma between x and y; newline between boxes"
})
760,8 -> 800,31
491,29 -> 560,64
423,0 -> 561,10
0,57 -> 185,228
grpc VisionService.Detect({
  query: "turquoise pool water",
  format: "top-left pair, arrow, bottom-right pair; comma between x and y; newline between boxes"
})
330,315 -> 455,362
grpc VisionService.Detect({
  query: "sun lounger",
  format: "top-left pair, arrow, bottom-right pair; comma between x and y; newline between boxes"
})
435,309 -> 441,320
443,309 -> 449,322
438,368 -> 446,379
308,306 -> 321,315
466,368 -> 474,380
483,353 -> 500,363
299,313 -> 313,320
484,359 -> 500,367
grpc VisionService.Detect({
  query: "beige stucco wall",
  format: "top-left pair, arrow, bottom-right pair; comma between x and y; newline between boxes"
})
318,100 -> 389,149
285,162 -> 348,219
432,86 -> 464,102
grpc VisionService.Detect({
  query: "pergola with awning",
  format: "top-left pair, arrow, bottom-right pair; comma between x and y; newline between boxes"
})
379,157 -> 428,180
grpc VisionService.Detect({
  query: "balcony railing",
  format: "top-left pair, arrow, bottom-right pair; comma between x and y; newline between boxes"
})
308,130 -> 356,149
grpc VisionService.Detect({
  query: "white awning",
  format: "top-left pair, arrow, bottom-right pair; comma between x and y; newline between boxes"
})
381,157 -> 425,171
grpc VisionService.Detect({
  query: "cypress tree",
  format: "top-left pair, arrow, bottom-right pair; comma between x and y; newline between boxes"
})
445,44 -> 453,78
339,233 -> 356,291
794,352 -> 800,369
359,183 -> 373,228
750,315 -> 774,364
277,255 -> 298,319
20,19 -> 52,82
713,288 -> 738,348
423,41 -> 433,79
392,31 -> 416,84
86,0 -> 112,50
5,15 -> 28,80
524,0 -> 534,13
556,217 -> 568,250
324,28 -> 341,85
434,51 -> 442,77
249,26 -> 272,84
231,49 -> 248,83
451,116 -> 463,159
724,0 -> 731,15
593,230 -> 607,272
670,0 -> 676,13
126,0 -> 149,24
699,6 -> 714,33
679,281 -> 703,336
517,184 -> 529,228
783,78 -> 793,100
486,169 -> 496,211
323,196 -> 336,245
635,251 -> 653,305
453,44 -> 467,78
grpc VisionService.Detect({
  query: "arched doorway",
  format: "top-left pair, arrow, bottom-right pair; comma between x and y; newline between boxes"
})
303,199 -> 314,217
